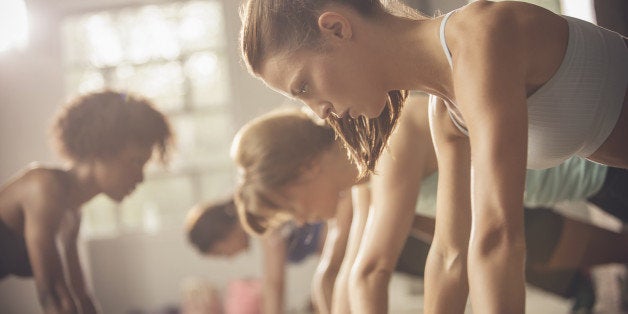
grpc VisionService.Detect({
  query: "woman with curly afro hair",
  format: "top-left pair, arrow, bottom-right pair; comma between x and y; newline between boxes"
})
0,90 -> 174,314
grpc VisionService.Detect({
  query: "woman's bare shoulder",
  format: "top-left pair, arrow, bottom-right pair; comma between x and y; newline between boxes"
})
0,165 -> 69,223
452,1 -> 568,88
12,165 -> 69,205
454,0 -> 560,39
460,0 -> 556,22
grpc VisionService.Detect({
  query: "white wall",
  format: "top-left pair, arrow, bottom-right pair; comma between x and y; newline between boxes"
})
0,2 -> 65,313
0,1 -> 64,182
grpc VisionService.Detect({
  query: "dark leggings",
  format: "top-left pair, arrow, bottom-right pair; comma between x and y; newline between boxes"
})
0,219 -> 33,279
587,166 -> 628,223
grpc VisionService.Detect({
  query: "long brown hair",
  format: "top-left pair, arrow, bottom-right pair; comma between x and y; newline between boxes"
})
231,108 -> 336,235
240,0 -> 419,177
327,90 -> 407,177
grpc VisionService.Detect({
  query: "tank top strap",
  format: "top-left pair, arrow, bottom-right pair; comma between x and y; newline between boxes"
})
439,10 -> 457,69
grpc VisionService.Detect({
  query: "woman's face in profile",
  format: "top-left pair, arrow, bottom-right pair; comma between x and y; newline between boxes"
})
280,159 -> 344,225
93,144 -> 153,202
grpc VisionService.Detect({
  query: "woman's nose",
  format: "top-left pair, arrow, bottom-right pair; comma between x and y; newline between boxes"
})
311,102 -> 332,119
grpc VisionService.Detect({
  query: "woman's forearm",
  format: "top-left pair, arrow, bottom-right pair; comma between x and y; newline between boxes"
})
423,245 -> 469,313
467,230 -> 526,314
261,280 -> 284,314
331,265 -> 351,314
312,261 -> 339,314
348,267 -> 391,314
76,293 -> 100,314
39,282 -> 79,314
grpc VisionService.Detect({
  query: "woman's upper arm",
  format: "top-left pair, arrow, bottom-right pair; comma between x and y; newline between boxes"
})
453,11 -> 528,235
21,176 -> 70,298
261,230 -> 287,284
328,186 -> 369,313
334,184 -> 370,281
427,97 -> 472,249
343,184 -> 370,265
320,195 -> 353,270
314,194 -> 352,286
351,95 -> 432,273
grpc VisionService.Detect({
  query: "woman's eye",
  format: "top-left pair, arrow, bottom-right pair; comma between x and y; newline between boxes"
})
298,83 -> 309,95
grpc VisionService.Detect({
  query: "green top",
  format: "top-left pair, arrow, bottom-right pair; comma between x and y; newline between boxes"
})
415,157 -> 607,217
522,156 -> 607,208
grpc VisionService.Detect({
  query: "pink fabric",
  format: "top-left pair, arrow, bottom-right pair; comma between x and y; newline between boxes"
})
224,279 -> 262,314
180,278 -> 223,314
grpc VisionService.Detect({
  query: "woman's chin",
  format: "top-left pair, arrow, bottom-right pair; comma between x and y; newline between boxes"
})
367,100 -> 388,119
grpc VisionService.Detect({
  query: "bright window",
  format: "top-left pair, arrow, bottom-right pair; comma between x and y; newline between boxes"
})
61,0 -> 236,236
0,0 -> 29,53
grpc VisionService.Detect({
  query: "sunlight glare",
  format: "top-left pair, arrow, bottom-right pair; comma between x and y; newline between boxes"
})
0,0 -> 29,53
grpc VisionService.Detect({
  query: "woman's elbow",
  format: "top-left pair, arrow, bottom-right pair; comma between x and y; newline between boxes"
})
348,261 -> 393,292
471,224 -> 526,260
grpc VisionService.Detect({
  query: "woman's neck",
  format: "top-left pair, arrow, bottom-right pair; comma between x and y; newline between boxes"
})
375,14 -> 456,100
66,163 -> 101,206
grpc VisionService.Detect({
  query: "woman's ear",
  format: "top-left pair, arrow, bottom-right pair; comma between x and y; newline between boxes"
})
318,11 -> 353,41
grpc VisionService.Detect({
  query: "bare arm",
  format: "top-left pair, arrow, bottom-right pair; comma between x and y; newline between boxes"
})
424,96 -> 472,313
261,229 -> 287,314
331,184 -> 369,314
23,175 -> 78,314
59,211 -> 100,314
452,6 -> 529,312
348,95 -> 434,313
311,195 -> 352,314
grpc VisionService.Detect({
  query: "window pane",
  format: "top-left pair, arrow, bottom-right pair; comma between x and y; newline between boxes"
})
169,111 -> 233,170
65,68 -> 105,96
178,1 -> 226,51
62,13 -> 123,67
118,175 -> 196,231
110,62 -> 185,112
185,51 -> 231,107
119,5 -> 181,63
62,0 -> 226,68
62,0 -> 232,235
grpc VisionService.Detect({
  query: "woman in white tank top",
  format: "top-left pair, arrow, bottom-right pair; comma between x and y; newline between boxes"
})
240,0 -> 627,312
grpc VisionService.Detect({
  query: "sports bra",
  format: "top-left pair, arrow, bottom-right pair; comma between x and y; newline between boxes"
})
0,218 -> 33,279
438,10 -> 628,169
